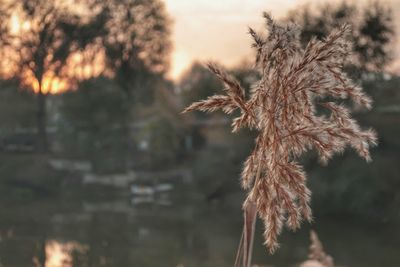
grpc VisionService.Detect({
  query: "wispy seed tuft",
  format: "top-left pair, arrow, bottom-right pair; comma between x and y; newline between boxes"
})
183,13 -> 376,254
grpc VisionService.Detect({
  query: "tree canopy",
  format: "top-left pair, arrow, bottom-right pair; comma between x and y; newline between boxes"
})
0,0 -> 172,151
286,1 -> 395,75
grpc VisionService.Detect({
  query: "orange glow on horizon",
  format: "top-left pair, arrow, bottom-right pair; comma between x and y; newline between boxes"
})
21,49 -> 106,95
169,49 -> 191,81
25,72 -> 70,95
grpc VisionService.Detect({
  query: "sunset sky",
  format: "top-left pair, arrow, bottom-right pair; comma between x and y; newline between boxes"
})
164,0 -> 400,80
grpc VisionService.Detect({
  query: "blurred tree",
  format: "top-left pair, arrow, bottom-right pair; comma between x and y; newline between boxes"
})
355,2 -> 394,72
57,0 -> 173,169
0,0 -> 108,151
92,0 -> 172,103
286,1 -> 395,77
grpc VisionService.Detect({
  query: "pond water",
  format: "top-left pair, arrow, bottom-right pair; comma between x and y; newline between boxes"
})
0,189 -> 399,267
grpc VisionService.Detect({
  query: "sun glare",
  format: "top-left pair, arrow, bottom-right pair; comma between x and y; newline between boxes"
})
10,13 -> 30,34
10,14 -> 21,34
21,49 -> 106,95
169,49 -> 191,81
24,72 -> 69,95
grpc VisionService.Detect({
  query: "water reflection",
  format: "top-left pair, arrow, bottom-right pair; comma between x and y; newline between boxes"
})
43,241 -> 88,267
0,188 -> 399,266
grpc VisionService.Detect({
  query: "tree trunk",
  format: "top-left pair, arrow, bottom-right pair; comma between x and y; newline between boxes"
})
37,88 -> 48,152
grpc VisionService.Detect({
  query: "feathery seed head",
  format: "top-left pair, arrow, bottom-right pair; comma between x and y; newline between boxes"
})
182,13 -> 376,254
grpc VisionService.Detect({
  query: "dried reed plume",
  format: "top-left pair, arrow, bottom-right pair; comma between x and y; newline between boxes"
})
299,230 -> 334,267
183,13 -> 376,257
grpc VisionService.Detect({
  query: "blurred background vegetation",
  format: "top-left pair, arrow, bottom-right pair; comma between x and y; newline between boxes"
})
0,0 -> 399,266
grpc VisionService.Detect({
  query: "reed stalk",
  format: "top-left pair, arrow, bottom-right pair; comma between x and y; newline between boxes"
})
183,12 -> 376,264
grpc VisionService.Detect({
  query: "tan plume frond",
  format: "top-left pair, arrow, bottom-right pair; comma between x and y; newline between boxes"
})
182,13 -> 376,255
182,95 -> 232,114
307,230 -> 335,267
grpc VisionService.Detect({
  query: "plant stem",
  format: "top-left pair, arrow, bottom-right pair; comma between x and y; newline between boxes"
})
235,163 -> 262,267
